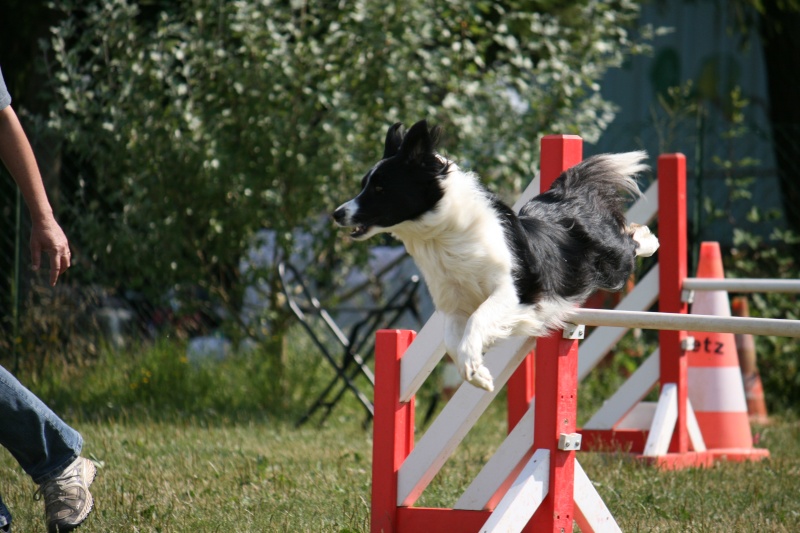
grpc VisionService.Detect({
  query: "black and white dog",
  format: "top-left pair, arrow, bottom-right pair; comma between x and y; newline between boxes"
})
333,120 -> 658,391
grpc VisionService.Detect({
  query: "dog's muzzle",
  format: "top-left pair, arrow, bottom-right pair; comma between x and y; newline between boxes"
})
332,205 -> 349,226
333,201 -> 372,239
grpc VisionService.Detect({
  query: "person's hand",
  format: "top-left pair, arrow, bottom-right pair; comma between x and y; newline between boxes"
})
30,218 -> 71,286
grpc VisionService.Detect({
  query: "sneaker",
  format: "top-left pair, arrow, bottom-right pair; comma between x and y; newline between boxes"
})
35,457 -> 96,533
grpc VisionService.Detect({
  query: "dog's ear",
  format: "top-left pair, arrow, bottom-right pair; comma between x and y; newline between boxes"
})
383,123 -> 405,159
399,120 -> 436,165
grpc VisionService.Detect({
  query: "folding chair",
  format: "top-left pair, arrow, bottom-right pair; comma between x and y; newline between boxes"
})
277,261 -> 422,426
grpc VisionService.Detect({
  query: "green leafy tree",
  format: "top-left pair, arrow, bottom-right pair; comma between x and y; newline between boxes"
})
48,0 -> 646,342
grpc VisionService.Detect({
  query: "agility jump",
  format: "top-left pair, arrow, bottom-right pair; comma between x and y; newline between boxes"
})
369,135 -> 800,532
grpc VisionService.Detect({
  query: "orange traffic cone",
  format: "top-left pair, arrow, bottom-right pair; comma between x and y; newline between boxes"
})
686,242 -> 769,461
731,297 -> 770,425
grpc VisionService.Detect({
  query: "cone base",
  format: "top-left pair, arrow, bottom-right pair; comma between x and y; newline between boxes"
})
707,447 -> 770,462
636,451 -> 716,470
633,447 -> 769,470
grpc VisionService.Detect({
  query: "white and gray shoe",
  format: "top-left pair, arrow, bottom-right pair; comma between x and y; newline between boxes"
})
35,457 -> 97,533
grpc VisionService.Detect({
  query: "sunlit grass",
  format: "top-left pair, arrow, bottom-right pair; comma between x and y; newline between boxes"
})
1,331 -> 798,532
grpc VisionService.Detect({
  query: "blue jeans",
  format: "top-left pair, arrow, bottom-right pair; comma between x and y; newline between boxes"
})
0,365 -> 83,527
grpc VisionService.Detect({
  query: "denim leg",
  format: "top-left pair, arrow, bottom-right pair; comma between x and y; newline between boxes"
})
0,365 -> 83,484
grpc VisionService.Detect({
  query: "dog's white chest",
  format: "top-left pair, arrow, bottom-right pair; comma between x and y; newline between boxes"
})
389,166 -> 519,317
402,224 -> 514,316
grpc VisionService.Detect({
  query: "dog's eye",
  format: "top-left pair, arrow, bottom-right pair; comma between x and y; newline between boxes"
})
374,186 -> 384,193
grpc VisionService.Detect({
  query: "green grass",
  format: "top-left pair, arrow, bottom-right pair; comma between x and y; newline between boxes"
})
0,418 -> 375,532
1,333 -> 799,532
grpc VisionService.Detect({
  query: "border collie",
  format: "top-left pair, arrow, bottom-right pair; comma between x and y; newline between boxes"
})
333,120 -> 659,391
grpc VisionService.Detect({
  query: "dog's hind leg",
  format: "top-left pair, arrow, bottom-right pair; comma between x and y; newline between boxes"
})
629,223 -> 660,257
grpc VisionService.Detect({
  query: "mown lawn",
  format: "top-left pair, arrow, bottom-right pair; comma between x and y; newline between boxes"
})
1,337 -> 798,532
2,409 -> 797,532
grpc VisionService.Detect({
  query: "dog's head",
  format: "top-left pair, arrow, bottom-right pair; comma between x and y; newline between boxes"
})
333,120 -> 449,240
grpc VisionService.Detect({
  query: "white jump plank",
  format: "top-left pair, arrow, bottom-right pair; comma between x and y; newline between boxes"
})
511,175 -> 542,212
615,402 -> 657,430
578,266 -> 660,381
583,349 -> 660,430
397,336 -> 536,507
455,401 -> 535,511
626,180 -> 659,226
643,384 -> 678,457
686,399 -> 707,452
573,459 -> 622,533
399,312 -> 446,402
480,449 -> 550,533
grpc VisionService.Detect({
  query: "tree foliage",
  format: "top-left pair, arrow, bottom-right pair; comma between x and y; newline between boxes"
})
48,0 -> 645,336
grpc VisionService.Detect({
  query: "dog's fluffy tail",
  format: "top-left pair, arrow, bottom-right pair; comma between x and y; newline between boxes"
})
554,150 -> 649,202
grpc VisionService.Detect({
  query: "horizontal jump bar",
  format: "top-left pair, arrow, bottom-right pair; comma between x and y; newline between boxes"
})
569,308 -> 800,338
683,278 -> 800,293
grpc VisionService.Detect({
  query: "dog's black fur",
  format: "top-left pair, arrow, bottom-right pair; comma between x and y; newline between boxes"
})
505,154 -> 643,305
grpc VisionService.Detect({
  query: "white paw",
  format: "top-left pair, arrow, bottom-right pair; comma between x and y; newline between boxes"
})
467,364 -> 495,392
459,359 -> 495,392
631,224 -> 659,257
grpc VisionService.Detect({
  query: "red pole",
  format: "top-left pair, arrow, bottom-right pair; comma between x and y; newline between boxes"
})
508,135 -> 583,432
529,331 -> 580,532
525,135 -> 583,532
540,135 -> 584,189
657,154 -> 689,454
371,329 -> 416,533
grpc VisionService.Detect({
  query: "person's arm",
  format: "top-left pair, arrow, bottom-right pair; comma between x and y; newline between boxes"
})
0,105 -> 71,286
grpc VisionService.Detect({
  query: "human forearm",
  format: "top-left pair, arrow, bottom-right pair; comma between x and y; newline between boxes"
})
0,105 -> 54,223
0,104 -> 71,285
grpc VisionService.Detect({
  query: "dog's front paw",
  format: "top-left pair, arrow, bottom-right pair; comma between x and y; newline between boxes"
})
461,360 -> 495,392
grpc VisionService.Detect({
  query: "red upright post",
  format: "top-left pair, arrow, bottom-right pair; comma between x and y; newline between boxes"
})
508,135 -> 583,432
529,331 -> 581,533
525,135 -> 583,532
539,135 -> 584,189
657,154 -> 689,455
371,330 -> 416,533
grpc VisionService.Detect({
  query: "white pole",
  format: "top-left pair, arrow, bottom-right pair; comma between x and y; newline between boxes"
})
683,278 -> 800,293
569,308 -> 800,338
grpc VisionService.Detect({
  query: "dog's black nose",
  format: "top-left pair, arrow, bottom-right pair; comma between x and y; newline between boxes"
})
332,206 -> 346,224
